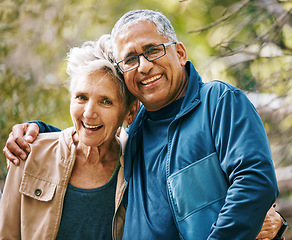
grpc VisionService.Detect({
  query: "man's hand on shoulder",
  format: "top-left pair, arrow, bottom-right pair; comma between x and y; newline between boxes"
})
3,123 -> 39,168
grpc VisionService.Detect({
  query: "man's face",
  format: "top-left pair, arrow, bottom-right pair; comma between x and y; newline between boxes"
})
115,21 -> 188,111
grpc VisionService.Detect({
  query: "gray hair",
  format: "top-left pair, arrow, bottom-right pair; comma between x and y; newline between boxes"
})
111,9 -> 178,60
67,34 -> 136,110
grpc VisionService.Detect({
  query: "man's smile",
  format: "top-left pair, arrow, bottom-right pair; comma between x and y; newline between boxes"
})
140,74 -> 162,85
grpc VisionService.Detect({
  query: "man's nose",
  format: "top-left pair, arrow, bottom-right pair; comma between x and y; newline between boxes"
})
137,55 -> 153,74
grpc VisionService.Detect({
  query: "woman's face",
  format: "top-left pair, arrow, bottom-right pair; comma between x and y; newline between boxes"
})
70,70 -> 127,147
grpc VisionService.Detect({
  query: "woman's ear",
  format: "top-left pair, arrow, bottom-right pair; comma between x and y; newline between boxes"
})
124,100 -> 140,127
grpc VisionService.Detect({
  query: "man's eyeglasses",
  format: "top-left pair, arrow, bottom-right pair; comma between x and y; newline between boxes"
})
115,42 -> 176,73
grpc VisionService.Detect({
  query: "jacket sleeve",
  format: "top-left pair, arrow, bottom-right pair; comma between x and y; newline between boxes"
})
0,161 -> 25,239
208,88 -> 279,239
29,120 -> 61,133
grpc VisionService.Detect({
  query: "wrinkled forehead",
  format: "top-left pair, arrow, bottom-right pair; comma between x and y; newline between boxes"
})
113,21 -> 165,60
112,21 -> 162,57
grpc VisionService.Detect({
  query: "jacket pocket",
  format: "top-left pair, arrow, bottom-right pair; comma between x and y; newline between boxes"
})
167,152 -> 229,239
19,173 -> 57,202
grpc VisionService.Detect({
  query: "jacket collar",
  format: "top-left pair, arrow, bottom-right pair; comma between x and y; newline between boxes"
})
179,61 -> 202,115
128,61 -> 202,135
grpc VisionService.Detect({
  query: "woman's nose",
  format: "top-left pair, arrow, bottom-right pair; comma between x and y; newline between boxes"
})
83,101 -> 98,119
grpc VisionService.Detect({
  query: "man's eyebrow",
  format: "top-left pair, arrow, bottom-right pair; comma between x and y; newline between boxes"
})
123,43 -> 157,59
124,51 -> 136,59
142,43 -> 156,50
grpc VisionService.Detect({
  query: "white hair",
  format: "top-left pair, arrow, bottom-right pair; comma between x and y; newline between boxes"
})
111,9 -> 178,60
67,34 -> 135,109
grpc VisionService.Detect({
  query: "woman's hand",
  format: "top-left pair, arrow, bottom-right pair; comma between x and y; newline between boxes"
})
256,206 -> 282,240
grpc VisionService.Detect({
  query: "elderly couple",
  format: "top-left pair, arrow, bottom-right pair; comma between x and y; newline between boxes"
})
0,9 -> 286,240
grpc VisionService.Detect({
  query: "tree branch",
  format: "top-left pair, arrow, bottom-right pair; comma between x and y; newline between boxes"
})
188,0 -> 250,33
217,8 -> 292,57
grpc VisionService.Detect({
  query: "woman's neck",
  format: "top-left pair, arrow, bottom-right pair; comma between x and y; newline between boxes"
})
70,133 -> 120,189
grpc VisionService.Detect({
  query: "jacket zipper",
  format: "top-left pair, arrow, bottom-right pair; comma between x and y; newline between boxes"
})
165,99 -> 200,240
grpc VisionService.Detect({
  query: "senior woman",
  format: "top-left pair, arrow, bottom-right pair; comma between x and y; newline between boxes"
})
0,35 -> 138,239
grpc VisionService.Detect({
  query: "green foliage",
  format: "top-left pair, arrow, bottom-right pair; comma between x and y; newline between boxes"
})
0,0 -> 291,179
0,64 -> 71,177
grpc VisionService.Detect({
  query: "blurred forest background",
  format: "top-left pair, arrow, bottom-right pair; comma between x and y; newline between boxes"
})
0,0 -> 291,238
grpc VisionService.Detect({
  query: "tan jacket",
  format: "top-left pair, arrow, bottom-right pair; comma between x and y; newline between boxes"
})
0,127 -> 126,240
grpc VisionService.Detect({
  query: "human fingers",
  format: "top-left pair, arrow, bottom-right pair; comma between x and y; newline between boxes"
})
5,131 -> 27,162
24,123 -> 39,143
11,122 -> 39,153
3,146 -> 20,166
9,123 -> 31,154
256,230 -> 270,239
256,206 -> 281,239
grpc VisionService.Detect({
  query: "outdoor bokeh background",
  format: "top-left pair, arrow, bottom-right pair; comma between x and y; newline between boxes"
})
0,0 -> 291,238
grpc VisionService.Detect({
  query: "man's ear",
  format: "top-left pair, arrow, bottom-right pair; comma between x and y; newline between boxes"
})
175,42 -> 187,66
124,100 -> 140,126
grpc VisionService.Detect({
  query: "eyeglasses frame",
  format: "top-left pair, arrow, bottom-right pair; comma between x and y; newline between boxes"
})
115,42 -> 177,73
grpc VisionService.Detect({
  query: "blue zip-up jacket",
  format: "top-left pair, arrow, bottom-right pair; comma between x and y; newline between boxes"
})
124,61 -> 279,240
